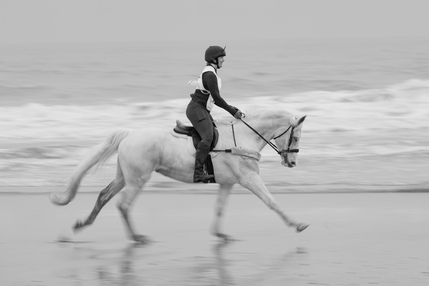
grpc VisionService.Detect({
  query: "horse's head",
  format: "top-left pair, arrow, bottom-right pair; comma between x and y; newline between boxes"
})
274,115 -> 307,168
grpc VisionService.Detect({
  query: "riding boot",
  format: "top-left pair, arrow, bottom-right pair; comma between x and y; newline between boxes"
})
193,145 -> 214,183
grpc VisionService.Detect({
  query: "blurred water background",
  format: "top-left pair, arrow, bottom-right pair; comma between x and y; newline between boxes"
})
1,37 -> 428,192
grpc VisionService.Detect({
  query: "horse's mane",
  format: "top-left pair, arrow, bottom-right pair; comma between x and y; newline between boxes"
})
215,106 -> 294,127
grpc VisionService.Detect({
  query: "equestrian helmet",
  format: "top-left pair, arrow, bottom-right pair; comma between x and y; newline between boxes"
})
205,46 -> 226,63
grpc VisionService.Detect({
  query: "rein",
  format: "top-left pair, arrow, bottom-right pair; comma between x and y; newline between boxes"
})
233,119 -> 299,155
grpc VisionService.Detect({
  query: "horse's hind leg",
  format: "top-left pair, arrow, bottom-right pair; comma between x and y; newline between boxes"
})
239,172 -> 309,232
211,184 -> 234,241
116,177 -> 150,243
73,177 -> 125,231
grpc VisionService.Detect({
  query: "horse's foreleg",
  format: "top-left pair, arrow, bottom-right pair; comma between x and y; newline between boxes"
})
211,184 -> 234,241
73,178 -> 125,231
239,172 -> 309,232
116,184 -> 148,244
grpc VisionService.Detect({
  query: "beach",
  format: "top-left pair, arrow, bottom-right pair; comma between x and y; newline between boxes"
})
1,191 -> 428,285
1,37 -> 429,285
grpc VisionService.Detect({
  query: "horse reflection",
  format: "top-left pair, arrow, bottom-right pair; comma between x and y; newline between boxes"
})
96,243 -> 147,285
93,242 -> 235,285
93,241 -> 308,285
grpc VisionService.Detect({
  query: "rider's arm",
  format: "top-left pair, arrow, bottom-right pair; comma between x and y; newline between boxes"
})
203,72 -> 238,116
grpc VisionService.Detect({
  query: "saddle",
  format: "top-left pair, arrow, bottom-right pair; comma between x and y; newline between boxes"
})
173,120 -> 219,151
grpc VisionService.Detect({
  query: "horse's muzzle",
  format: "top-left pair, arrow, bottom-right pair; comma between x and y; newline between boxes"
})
281,156 -> 296,168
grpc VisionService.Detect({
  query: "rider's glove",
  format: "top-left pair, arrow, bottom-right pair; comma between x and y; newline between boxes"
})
234,110 -> 244,119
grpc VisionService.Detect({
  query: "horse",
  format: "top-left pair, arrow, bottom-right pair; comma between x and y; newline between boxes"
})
50,107 -> 308,243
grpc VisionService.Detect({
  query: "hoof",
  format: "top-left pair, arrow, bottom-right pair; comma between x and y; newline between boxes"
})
57,235 -> 73,243
296,223 -> 309,233
133,235 -> 151,244
73,220 -> 85,232
215,233 -> 235,242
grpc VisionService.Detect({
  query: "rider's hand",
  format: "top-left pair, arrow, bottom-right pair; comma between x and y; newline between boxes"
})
234,110 -> 244,119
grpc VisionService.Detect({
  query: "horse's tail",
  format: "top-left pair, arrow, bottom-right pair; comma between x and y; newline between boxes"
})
49,129 -> 131,206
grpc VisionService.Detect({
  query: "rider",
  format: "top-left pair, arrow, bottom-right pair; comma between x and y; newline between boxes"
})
186,45 -> 244,183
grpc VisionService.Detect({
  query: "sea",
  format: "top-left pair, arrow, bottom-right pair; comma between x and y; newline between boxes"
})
1,37 -> 428,191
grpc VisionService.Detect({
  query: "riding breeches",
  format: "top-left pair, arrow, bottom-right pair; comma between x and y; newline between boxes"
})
186,100 -> 214,150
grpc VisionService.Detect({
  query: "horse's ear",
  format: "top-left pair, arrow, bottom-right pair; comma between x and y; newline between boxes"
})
297,115 -> 307,125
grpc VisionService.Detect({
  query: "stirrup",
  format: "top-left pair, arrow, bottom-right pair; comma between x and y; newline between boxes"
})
193,174 -> 214,183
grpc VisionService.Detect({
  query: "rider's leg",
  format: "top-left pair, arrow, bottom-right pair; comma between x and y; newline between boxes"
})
186,103 -> 215,183
193,141 -> 214,183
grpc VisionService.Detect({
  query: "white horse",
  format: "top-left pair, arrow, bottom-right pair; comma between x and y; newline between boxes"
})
50,107 -> 308,243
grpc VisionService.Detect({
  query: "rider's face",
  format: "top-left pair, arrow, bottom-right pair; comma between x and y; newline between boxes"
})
217,56 -> 225,68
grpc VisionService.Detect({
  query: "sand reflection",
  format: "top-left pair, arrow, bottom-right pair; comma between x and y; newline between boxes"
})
82,240 -> 308,285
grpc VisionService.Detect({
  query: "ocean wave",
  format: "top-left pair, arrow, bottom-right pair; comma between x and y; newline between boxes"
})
0,79 -> 427,157
281,78 -> 429,103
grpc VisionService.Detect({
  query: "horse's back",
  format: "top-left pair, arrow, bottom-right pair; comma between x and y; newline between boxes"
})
118,126 -> 188,161
118,127 -> 171,153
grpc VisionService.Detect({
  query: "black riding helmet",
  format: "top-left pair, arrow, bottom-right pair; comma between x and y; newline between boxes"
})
205,46 -> 226,67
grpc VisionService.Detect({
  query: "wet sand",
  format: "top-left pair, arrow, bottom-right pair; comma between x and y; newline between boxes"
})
1,191 -> 429,285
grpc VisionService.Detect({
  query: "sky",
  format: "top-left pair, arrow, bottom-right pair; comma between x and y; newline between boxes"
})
1,0 -> 429,44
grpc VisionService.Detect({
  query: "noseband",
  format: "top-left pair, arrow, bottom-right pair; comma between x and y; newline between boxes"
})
240,120 -> 299,156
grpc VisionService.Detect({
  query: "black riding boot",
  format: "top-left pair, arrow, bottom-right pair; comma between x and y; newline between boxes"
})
193,145 -> 214,183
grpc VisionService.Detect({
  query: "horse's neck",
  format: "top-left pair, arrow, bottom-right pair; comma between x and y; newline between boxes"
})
233,117 -> 285,150
246,117 -> 284,137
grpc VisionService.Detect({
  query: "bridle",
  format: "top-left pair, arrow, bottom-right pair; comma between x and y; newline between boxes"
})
234,119 -> 299,156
